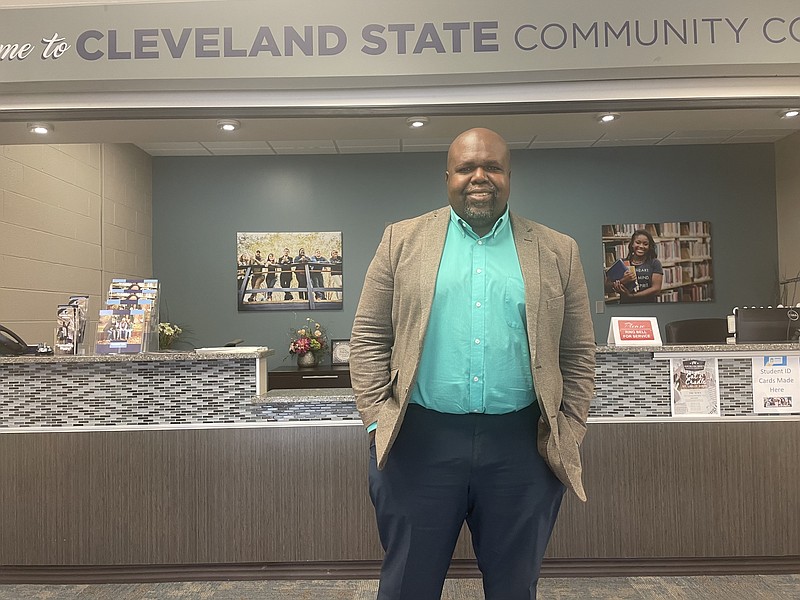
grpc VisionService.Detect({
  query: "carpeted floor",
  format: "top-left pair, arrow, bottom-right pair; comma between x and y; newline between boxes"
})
1,575 -> 799,599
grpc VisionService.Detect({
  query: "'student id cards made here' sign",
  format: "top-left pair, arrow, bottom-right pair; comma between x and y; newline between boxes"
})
752,355 -> 800,414
607,317 -> 662,346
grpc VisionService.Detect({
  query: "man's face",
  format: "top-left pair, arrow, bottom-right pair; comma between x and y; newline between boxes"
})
331,250 -> 338,258
445,128 -> 511,236
283,248 -> 290,256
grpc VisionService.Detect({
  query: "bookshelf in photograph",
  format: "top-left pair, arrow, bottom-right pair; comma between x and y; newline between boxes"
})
602,221 -> 713,304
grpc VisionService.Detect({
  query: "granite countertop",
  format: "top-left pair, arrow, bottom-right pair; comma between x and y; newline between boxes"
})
596,343 -> 800,353
0,348 -> 275,364
6,344 -> 799,363
256,387 -> 355,404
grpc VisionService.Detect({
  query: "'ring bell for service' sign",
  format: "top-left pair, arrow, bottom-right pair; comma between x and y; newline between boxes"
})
752,355 -> 799,414
607,317 -> 662,346
670,358 -> 721,418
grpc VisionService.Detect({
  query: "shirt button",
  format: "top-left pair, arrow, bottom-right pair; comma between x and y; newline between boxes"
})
477,240 -> 483,245
476,268 -> 482,274
473,376 -> 479,382
475,338 -> 481,345
475,301 -> 481,308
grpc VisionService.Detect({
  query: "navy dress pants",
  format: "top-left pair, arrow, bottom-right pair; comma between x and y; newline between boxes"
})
369,403 -> 565,600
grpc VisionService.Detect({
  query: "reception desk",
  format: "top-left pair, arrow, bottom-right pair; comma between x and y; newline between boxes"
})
1,345 -> 798,582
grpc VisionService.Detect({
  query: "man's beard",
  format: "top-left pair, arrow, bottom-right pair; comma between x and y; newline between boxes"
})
463,191 -> 497,228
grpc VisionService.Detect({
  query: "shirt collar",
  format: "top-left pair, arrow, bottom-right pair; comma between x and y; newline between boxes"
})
449,206 -> 509,240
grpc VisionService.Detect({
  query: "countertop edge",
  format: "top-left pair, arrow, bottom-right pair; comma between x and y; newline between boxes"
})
0,348 -> 275,364
5,344 -> 798,362
595,343 -> 800,353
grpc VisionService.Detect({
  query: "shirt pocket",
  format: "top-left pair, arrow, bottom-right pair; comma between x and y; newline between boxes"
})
503,276 -> 527,329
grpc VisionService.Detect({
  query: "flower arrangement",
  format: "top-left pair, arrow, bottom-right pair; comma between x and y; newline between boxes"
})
158,322 -> 183,350
288,318 -> 327,356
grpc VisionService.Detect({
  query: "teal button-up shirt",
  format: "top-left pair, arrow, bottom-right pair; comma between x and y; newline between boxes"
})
408,207 -> 536,414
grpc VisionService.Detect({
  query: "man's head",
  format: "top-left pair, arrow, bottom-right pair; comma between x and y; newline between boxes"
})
445,128 -> 511,237
331,249 -> 339,258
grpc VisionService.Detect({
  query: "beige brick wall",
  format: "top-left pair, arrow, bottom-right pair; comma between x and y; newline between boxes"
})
0,143 -> 152,348
776,132 -> 800,303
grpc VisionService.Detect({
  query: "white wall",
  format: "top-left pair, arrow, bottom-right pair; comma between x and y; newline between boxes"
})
0,143 -> 152,346
775,131 -> 800,304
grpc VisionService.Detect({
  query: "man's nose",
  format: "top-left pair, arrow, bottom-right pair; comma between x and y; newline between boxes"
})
471,167 -> 488,181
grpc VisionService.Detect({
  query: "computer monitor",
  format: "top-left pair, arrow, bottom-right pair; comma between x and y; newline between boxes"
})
734,307 -> 800,343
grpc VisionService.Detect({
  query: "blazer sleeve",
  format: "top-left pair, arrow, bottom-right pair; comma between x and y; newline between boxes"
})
349,225 -> 396,429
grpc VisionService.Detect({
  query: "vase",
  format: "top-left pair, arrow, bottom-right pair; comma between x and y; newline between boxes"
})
297,352 -> 319,368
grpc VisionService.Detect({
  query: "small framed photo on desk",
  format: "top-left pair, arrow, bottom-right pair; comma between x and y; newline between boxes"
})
331,339 -> 351,365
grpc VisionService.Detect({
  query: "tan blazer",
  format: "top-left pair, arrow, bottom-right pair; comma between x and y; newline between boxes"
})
350,207 -> 596,501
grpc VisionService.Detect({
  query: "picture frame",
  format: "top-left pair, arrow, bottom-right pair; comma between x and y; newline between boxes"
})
236,231 -> 343,312
601,221 -> 713,304
331,339 -> 351,365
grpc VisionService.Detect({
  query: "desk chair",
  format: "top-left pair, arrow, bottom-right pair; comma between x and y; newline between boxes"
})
664,318 -> 729,344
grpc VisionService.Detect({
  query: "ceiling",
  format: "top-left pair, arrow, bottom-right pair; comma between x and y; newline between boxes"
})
1,106 -> 798,157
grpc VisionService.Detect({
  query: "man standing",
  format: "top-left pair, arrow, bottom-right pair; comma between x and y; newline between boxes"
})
328,249 -> 343,301
294,247 -> 311,300
310,249 -> 327,300
247,249 -> 265,302
350,128 -> 595,600
278,247 -> 294,301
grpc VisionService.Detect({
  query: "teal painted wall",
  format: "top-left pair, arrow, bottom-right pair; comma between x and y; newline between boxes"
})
153,143 -> 777,359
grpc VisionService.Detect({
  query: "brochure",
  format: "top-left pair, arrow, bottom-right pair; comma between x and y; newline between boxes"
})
54,304 -> 78,355
94,309 -> 146,354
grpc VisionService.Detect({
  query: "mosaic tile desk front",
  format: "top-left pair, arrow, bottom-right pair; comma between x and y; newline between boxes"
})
2,344 -> 799,429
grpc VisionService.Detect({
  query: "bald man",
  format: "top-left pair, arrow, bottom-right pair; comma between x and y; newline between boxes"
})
350,128 -> 595,600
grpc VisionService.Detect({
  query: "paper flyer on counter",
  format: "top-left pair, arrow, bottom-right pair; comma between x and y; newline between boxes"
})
752,355 -> 799,414
670,358 -> 721,418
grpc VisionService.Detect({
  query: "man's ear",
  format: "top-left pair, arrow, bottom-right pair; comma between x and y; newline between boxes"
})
444,170 -> 450,182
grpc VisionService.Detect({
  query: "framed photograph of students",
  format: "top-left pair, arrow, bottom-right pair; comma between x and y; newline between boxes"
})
237,231 -> 343,312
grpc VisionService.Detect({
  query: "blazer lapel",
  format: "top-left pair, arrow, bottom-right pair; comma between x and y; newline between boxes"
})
511,213 -> 541,364
417,208 -> 449,347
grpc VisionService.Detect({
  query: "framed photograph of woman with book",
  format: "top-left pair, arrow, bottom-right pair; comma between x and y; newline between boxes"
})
602,221 -> 713,304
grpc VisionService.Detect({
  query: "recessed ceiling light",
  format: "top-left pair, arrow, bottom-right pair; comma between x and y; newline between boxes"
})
217,119 -> 241,132
780,109 -> 800,119
597,113 -> 620,124
28,122 -> 53,135
406,116 -> 430,129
